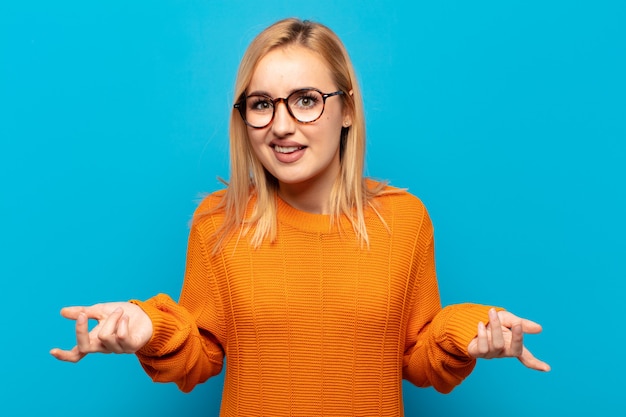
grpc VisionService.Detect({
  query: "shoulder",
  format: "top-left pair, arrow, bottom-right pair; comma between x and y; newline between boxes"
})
194,189 -> 228,214
368,182 -> 433,235
189,189 -> 229,234
370,182 -> 429,217
381,187 -> 427,211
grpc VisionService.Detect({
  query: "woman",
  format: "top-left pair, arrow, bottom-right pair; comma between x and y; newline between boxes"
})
51,18 -> 549,416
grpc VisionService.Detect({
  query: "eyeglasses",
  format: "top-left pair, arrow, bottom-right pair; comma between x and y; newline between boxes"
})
234,88 -> 344,129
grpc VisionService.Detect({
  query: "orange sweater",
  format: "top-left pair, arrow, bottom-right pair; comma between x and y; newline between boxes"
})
132,188 -> 494,416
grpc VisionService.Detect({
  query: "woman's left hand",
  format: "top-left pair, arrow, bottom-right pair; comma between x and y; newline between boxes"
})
467,308 -> 551,372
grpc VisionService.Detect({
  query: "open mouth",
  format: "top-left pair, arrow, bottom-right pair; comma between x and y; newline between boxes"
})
272,145 -> 306,154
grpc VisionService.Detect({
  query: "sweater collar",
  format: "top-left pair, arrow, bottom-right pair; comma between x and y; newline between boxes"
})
276,195 -> 349,234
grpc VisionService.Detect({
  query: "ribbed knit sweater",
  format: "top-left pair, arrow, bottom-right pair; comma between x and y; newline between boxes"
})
132,187 -> 495,416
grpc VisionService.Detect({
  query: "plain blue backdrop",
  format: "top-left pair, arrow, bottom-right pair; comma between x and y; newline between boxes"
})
1,1 -> 624,416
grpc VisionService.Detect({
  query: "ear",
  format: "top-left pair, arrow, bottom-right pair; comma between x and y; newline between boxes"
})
342,90 -> 354,128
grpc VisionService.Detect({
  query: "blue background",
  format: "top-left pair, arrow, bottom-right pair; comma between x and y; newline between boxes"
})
1,1 -> 624,416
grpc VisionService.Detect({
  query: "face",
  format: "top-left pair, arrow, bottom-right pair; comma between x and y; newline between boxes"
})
245,45 -> 351,197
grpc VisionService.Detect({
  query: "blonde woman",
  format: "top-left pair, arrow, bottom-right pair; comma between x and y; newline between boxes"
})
51,18 -> 549,416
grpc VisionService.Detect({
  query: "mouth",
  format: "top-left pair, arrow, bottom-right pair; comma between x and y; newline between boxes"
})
272,145 -> 307,154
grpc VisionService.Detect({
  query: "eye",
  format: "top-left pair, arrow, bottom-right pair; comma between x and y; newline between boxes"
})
248,96 -> 273,112
292,92 -> 321,109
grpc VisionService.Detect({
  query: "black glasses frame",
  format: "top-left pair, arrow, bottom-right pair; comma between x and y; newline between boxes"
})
234,88 -> 344,129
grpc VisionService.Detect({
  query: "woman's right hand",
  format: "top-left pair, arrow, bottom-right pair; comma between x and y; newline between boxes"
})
50,302 -> 153,363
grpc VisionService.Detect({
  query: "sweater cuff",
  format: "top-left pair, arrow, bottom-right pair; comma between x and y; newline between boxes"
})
130,293 -> 192,357
436,303 -> 504,358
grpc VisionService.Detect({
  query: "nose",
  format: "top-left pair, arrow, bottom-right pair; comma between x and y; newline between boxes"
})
271,99 -> 295,137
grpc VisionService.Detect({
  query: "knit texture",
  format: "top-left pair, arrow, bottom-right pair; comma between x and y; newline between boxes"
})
131,187 -> 495,416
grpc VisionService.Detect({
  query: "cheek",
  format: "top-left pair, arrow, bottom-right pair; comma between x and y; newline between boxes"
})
321,118 -> 345,144
321,106 -> 346,133
247,129 -> 265,150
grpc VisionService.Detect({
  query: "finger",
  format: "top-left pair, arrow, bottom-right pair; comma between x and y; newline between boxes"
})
476,321 -> 489,356
488,308 -> 505,352
509,322 -> 524,357
117,314 -> 130,343
50,346 -> 86,363
97,307 -> 123,339
518,346 -> 551,372
60,306 -> 88,320
117,315 -> 135,351
61,305 -> 103,321
520,318 -> 543,334
75,313 -> 92,353
497,311 -> 543,334
97,307 -> 125,353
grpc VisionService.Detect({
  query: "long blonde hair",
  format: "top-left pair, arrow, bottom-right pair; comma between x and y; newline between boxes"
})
200,18 -> 391,251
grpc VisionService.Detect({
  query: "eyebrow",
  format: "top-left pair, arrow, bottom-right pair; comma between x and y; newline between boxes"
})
246,87 -> 317,97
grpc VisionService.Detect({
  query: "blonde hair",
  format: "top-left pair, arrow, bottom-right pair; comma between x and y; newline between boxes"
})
200,18 -> 392,251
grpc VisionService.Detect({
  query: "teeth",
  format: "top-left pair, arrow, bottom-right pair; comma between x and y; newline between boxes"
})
274,145 -> 302,153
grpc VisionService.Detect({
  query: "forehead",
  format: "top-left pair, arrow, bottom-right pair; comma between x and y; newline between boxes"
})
248,46 -> 335,94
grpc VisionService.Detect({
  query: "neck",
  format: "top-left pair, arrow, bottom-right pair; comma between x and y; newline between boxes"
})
278,179 -> 334,214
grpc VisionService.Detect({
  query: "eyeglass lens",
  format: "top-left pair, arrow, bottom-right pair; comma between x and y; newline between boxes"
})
243,89 -> 327,128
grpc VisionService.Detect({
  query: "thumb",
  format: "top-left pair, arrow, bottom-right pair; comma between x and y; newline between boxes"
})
498,311 -> 543,334
60,305 -> 102,320
520,319 -> 543,334
59,306 -> 86,319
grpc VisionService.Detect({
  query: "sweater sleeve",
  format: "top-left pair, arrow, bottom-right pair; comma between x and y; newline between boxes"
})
401,215 -> 496,393
129,221 -> 225,393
